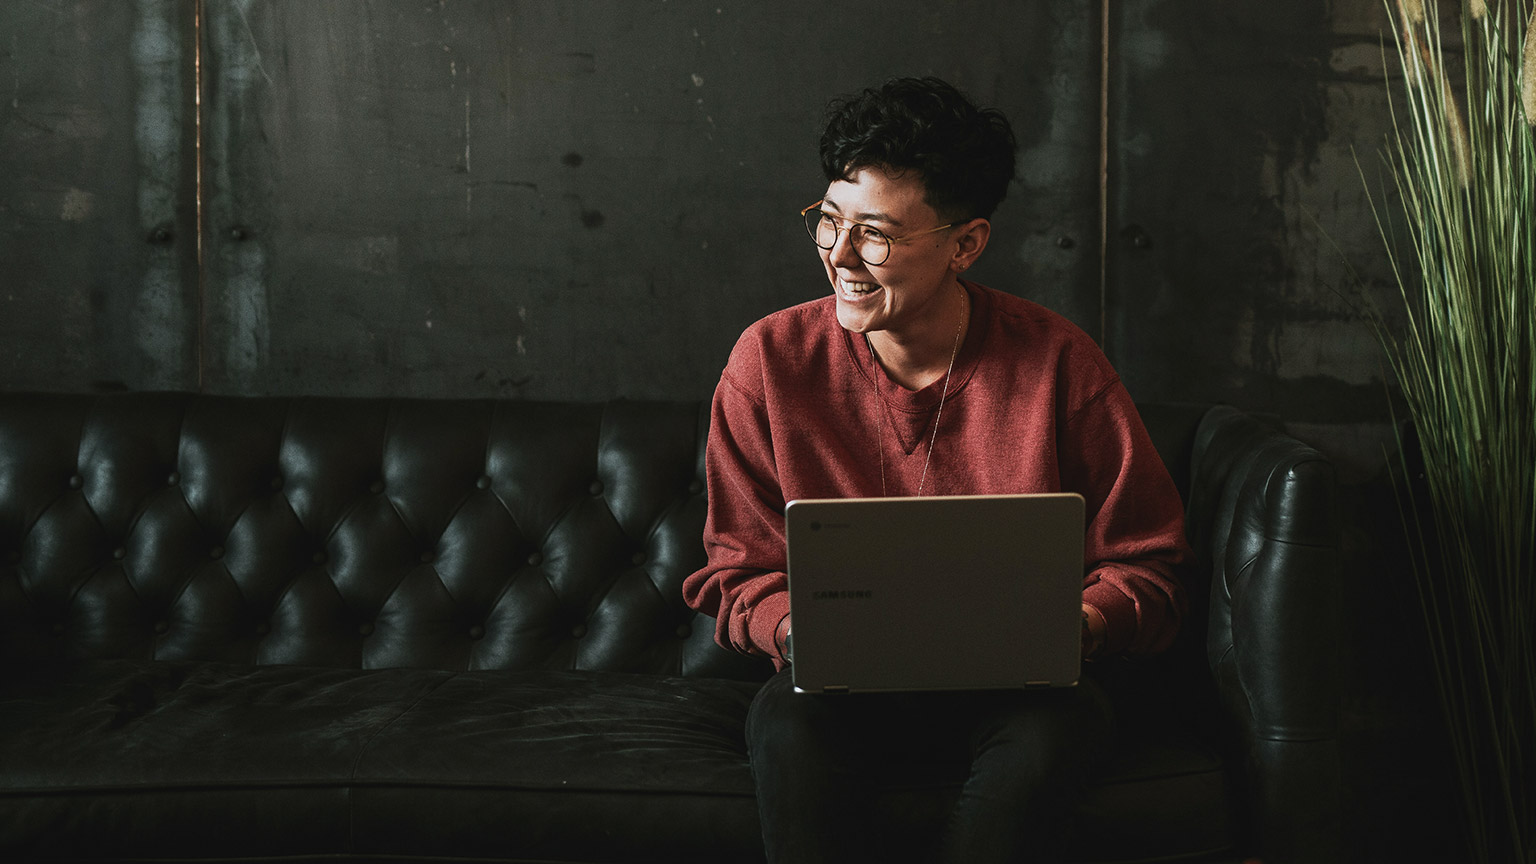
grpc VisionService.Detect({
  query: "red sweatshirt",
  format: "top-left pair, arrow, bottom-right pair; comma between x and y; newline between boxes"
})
683,281 -> 1189,665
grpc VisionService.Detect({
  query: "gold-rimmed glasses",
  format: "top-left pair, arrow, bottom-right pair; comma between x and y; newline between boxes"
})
800,201 -> 956,266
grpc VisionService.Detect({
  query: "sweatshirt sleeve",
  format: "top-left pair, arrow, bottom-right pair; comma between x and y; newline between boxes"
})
681,338 -> 792,665
1062,378 -> 1191,656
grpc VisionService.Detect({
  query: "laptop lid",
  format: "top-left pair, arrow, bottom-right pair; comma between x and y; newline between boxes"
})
785,493 -> 1085,694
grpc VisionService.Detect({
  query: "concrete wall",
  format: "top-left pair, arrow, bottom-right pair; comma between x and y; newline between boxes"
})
1,0 -> 199,391
5,0 -> 1106,402
1108,0 -> 1406,474
3,1 -> 1411,467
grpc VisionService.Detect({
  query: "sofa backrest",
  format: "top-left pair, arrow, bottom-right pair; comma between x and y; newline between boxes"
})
0,393 -> 1234,689
0,394 -> 772,681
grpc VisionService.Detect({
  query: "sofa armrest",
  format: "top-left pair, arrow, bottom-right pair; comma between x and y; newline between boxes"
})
1187,405 -> 1342,864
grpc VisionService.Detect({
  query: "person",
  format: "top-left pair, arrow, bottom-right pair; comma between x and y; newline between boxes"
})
682,77 -> 1190,863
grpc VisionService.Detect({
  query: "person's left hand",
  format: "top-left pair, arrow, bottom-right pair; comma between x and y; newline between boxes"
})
1081,604 -> 1107,658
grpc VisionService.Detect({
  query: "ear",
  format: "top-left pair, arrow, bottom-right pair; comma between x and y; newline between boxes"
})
950,218 -> 991,273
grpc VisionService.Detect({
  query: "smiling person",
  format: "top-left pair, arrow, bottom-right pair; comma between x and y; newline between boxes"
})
683,77 -> 1190,862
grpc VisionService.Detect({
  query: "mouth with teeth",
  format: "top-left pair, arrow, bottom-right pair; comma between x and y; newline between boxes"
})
838,278 -> 882,299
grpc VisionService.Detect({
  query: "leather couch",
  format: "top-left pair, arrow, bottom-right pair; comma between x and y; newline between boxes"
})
0,393 -> 1340,863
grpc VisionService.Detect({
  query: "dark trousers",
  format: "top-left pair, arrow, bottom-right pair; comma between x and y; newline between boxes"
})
746,667 -> 1113,863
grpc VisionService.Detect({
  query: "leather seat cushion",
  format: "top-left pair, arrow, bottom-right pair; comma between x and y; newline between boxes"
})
2,658 -> 1235,863
0,660 -> 765,862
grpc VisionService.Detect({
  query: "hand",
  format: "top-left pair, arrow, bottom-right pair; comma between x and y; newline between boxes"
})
1081,604 -> 1107,659
774,614 -> 793,663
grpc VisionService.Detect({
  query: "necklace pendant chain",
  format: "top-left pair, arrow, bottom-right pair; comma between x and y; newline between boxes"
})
874,287 -> 968,498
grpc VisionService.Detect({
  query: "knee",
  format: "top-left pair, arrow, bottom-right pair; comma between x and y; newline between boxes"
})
968,687 -> 1113,778
748,670 -> 825,755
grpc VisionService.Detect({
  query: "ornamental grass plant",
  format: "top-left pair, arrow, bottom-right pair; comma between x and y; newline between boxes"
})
1366,1 -> 1536,860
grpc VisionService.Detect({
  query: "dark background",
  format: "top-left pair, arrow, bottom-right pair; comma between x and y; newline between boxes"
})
0,1 -> 1454,859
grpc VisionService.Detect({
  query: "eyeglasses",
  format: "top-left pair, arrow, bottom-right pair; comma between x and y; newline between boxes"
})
801,201 -> 956,266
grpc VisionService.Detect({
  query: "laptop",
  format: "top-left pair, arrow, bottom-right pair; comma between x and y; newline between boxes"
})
784,493 -> 1085,694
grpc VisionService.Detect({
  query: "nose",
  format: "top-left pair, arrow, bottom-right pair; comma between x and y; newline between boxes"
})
827,225 -> 863,269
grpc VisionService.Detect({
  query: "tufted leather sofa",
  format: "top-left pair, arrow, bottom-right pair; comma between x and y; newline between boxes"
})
0,393 -> 1340,863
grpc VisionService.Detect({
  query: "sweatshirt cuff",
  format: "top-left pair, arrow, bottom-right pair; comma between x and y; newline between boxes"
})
749,590 -> 791,661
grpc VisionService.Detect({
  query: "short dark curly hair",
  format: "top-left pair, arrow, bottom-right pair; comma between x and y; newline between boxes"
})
818,77 -> 1018,221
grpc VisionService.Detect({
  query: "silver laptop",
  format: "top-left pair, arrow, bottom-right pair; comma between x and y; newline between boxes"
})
784,493 -> 1085,694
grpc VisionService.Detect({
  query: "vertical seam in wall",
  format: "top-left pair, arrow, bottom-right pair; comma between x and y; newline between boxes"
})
193,0 -> 207,393
1099,0 -> 1110,349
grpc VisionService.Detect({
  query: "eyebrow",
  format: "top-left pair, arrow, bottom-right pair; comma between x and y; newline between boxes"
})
821,197 -> 903,228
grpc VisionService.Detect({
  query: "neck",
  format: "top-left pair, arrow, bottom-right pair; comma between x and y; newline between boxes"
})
868,283 -> 969,391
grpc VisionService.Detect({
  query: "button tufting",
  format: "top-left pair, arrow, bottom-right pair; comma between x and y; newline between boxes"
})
476,475 -> 491,490
112,547 -> 126,561
588,480 -> 604,496
688,480 -> 704,495
630,551 -> 647,566
468,624 -> 485,640
526,552 -> 543,567
312,551 -> 327,565
675,623 -> 692,639
153,621 -> 169,635
166,472 -> 181,486
368,479 -> 385,494
359,623 -> 375,637
209,546 -> 224,560
419,550 -> 435,564
570,623 -> 588,639
68,475 -> 83,490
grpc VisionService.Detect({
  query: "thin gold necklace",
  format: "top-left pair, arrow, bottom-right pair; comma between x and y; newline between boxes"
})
871,286 -> 967,497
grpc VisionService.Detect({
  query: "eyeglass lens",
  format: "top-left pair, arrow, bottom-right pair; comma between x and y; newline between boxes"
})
804,208 -> 891,265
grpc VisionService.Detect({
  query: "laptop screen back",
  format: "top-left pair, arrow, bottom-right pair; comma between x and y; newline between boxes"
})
785,493 -> 1084,694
